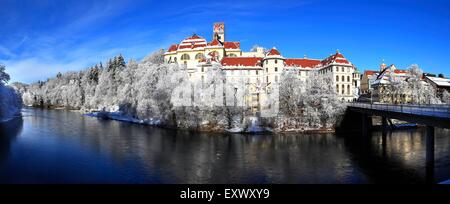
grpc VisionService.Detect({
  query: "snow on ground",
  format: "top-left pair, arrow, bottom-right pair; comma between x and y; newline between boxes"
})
85,111 -> 162,126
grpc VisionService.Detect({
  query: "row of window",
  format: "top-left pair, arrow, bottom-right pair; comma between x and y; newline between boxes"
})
336,75 -> 352,82
178,52 -> 239,61
225,68 -> 283,75
266,59 -> 279,64
225,70 -> 261,75
336,84 -> 352,95
319,66 -> 352,74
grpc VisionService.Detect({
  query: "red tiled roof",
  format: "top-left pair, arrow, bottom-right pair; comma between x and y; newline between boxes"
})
321,52 -> 351,66
178,43 -> 206,49
167,44 -> 178,52
186,34 -> 203,40
394,70 -> 408,74
208,39 -> 223,46
267,48 -> 281,56
285,58 -> 321,68
221,57 -> 263,67
224,41 -> 240,49
364,70 -> 378,76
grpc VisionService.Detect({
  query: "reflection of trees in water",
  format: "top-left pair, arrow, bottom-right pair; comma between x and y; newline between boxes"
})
69,120 -> 358,183
22,109 -> 450,183
0,117 -> 24,164
341,128 -> 450,183
41,109 -> 357,183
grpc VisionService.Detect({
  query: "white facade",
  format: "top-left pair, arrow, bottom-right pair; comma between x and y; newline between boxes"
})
164,23 -> 361,114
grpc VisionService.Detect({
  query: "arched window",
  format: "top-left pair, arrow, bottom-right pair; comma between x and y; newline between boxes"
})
195,53 -> 204,60
275,67 -> 278,72
342,84 -> 345,94
336,75 -> 339,82
181,54 -> 190,60
342,67 -> 345,72
174,57 -> 177,62
336,85 -> 339,93
228,53 -> 237,57
342,76 -> 345,82
347,76 -> 350,82
275,59 -> 278,64
347,85 -> 350,95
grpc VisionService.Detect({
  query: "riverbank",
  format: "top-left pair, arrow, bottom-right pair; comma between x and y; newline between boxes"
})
83,109 -> 336,134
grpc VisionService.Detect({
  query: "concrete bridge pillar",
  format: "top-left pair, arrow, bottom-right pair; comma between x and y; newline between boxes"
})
426,125 -> 435,183
361,114 -> 372,140
381,116 -> 388,156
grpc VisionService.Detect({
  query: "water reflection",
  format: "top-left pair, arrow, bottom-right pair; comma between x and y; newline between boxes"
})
0,108 -> 449,183
0,117 -> 23,164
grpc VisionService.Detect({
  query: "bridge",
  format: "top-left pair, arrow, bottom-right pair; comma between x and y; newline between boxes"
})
345,102 -> 450,183
348,103 -> 450,129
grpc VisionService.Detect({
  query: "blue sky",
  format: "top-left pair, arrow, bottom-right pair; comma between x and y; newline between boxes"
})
1,0 -> 449,83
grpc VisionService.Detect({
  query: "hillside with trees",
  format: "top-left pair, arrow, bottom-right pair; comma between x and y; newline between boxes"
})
13,50 -> 347,132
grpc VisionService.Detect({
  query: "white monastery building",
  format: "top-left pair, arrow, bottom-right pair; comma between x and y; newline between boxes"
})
164,22 -> 360,113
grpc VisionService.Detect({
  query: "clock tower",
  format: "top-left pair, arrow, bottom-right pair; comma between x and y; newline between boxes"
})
213,22 -> 225,43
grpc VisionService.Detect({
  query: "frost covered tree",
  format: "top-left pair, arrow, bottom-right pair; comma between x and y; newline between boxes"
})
406,65 -> 441,104
278,69 -> 345,129
0,64 -> 11,84
279,69 -> 303,117
93,55 -> 126,111
381,64 -> 441,104
0,64 -> 22,122
443,90 -> 450,104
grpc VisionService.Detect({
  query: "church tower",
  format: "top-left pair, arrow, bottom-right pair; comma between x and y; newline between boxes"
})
380,59 -> 387,71
213,22 -> 225,42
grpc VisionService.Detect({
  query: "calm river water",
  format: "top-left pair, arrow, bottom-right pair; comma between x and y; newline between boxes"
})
0,108 -> 449,183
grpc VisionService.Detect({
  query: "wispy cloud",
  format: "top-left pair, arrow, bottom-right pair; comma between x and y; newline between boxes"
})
0,0 -> 161,83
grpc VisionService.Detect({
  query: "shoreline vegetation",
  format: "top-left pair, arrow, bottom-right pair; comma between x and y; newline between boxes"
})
0,65 -> 22,123
10,50 -> 347,133
9,50 -> 446,133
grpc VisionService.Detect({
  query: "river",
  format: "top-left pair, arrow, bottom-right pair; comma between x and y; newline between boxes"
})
0,108 -> 449,183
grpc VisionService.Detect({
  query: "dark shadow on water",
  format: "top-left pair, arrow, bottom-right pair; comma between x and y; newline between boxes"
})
337,130 -> 430,184
0,117 -> 24,164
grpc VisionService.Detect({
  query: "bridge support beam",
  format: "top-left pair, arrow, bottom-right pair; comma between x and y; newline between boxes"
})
381,116 -> 388,156
361,114 -> 372,140
426,125 -> 435,183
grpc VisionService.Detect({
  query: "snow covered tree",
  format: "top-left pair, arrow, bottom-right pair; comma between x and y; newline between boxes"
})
142,49 -> 165,64
0,65 -> 22,122
279,69 -> 303,117
443,90 -> 450,104
0,64 -> 11,85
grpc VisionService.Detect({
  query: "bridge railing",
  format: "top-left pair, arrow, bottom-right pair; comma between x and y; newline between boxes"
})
349,102 -> 450,118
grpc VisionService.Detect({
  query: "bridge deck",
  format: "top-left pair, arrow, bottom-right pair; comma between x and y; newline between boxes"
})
349,103 -> 450,118
348,103 -> 450,129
